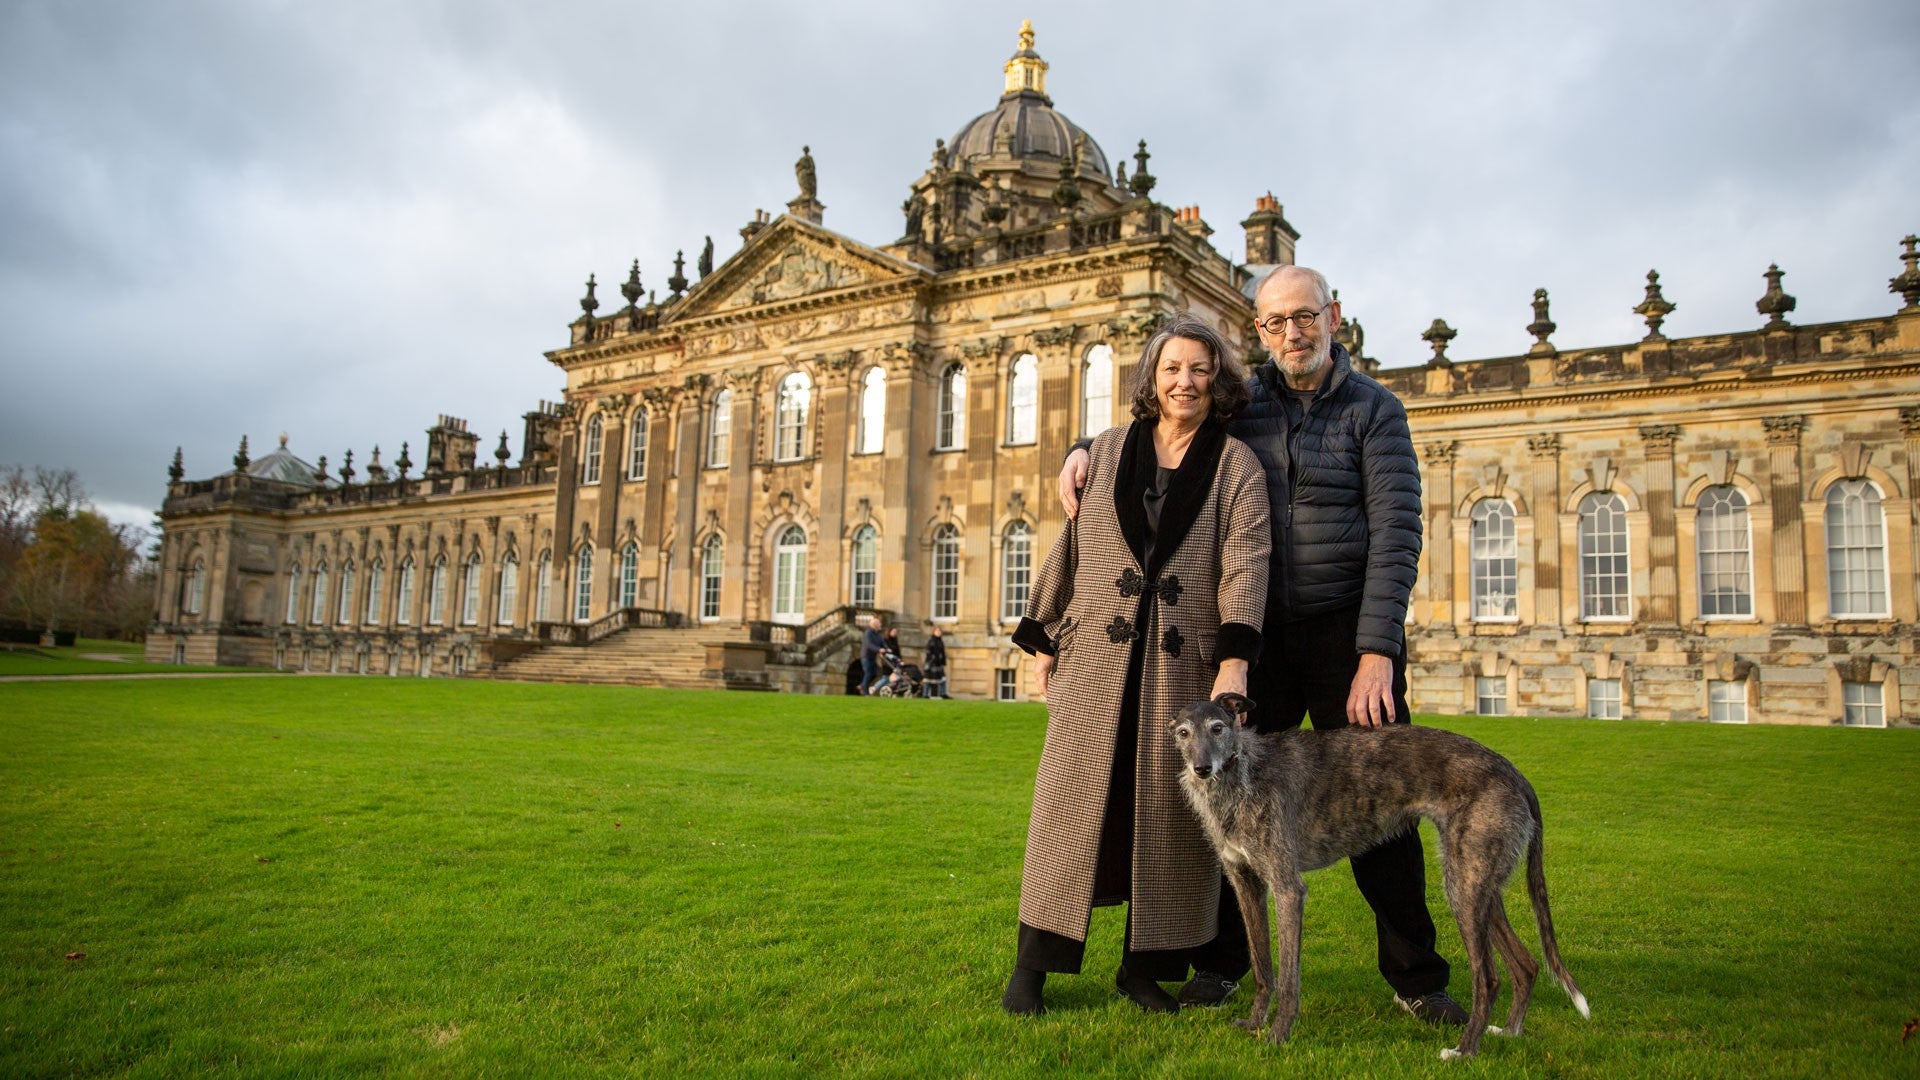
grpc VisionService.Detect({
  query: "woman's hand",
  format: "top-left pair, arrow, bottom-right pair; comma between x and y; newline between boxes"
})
1210,658 -> 1249,702
1034,652 -> 1056,696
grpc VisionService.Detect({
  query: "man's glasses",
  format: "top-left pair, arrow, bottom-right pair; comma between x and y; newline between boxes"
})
1257,308 -> 1326,335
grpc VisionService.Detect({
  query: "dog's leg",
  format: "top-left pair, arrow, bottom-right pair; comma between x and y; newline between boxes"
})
1265,876 -> 1306,1046
1489,896 -> 1537,1037
1226,865 -> 1274,1035
1440,887 -> 1500,1061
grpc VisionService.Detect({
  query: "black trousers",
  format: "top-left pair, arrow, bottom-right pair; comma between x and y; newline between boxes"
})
1205,602 -> 1451,998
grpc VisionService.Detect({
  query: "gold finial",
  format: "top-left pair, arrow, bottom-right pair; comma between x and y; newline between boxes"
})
1004,19 -> 1049,98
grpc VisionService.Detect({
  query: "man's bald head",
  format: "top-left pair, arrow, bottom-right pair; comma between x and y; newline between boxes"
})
1256,265 -> 1333,309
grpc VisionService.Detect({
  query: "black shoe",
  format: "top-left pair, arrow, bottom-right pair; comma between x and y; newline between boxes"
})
1178,970 -> 1239,1007
1396,990 -> 1468,1026
1002,967 -> 1046,1016
1115,966 -> 1179,1014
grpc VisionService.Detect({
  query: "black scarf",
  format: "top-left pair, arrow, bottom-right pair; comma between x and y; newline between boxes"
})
1113,417 -> 1228,580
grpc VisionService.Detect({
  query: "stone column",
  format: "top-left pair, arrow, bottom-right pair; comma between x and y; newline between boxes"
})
380,525 -> 401,627
207,529 -> 232,628
477,516 -> 501,630
1764,415 -> 1808,627
880,346 -> 924,614
639,391 -> 674,548
1034,326 -> 1079,530
1903,406 -> 1920,620
155,531 -> 180,624
593,395 -> 629,613
1639,424 -> 1681,626
722,368 -> 760,625
550,406 -> 581,617
1422,441 -> 1457,629
671,378 -> 707,617
965,350 -> 1004,632
1527,434 -> 1563,628
813,356 -> 855,613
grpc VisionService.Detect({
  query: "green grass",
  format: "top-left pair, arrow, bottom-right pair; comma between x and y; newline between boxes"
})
2,679 -> 1916,1077
0,638 -> 268,677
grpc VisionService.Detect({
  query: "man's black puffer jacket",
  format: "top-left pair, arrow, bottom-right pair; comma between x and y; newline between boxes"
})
1228,343 -> 1422,657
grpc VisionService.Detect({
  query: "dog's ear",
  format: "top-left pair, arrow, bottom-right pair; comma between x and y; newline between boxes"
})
1213,692 -> 1256,726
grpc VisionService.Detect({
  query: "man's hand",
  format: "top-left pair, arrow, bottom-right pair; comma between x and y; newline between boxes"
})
1346,652 -> 1396,727
1210,658 -> 1249,703
1034,652 -> 1056,697
1057,447 -> 1090,520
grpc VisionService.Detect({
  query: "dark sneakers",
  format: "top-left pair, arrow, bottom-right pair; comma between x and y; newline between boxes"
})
1396,990 -> 1469,1026
1115,966 -> 1180,1013
1178,970 -> 1240,1007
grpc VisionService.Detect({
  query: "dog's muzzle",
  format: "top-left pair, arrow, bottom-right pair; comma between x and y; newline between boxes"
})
1190,753 -> 1236,781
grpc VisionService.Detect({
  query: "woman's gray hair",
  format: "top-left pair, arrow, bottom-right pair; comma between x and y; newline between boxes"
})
1127,312 -> 1251,422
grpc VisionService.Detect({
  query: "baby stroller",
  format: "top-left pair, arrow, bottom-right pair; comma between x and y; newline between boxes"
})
873,650 -> 924,698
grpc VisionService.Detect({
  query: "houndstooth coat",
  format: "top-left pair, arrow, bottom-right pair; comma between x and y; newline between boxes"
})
1011,419 -> 1270,951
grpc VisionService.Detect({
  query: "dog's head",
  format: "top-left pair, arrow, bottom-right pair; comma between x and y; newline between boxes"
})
1170,693 -> 1256,782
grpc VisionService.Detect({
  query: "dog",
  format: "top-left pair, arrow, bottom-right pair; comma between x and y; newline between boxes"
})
1170,693 -> 1589,1060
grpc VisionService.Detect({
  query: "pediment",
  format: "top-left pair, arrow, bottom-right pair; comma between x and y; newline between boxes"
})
675,216 -> 924,321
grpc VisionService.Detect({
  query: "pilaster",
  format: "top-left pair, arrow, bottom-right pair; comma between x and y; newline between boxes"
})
1764,415 -> 1808,627
1527,434 -> 1562,628
1422,441 -> 1457,629
1639,424 -> 1681,626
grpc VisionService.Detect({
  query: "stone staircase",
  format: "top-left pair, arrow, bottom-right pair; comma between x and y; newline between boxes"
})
483,626 -> 722,689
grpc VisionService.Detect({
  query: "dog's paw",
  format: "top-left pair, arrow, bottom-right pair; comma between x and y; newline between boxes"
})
1232,1017 -> 1260,1033
1487,1024 -> 1505,1037
1440,1046 -> 1474,1061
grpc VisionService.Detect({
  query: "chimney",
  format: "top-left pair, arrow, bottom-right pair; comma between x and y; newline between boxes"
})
1241,192 -> 1300,266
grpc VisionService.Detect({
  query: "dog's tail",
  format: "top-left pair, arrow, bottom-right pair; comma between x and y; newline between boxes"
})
1525,785 -> 1590,1019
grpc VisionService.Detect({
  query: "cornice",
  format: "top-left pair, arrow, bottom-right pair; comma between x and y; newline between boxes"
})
1403,360 -> 1920,423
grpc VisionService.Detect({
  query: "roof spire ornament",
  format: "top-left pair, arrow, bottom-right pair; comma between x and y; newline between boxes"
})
395,441 -> 412,480
1527,288 -> 1558,356
1422,318 -> 1457,367
1003,19 -> 1049,99
621,260 -> 643,306
233,434 -> 251,471
1756,263 -> 1797,329
169,447 -> 184,483
366,445 -> 387,484
339,449 -> 355,486
579,273 -> 600,341
667,250 -> 688,299
1632,270 -> 1676,342
1889,234 -> 1920,313
495,431 -> 512,469
314,454 -> 329,485
1129,140 -> 1156,198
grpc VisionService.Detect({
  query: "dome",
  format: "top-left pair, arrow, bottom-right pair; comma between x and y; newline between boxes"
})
948,20 -> 1111,181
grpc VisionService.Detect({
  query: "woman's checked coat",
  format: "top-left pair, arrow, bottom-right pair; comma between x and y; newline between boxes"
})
1012,419 -> 1270,951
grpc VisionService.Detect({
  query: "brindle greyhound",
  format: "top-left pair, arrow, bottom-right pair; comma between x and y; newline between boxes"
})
1171,693 -> 1589,1060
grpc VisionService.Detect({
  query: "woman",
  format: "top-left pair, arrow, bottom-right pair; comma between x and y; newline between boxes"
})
1004,313 -> 1270,1015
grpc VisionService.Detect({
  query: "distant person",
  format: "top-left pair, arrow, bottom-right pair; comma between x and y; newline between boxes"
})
922,625 -> 950,698
859,616 -> 887,695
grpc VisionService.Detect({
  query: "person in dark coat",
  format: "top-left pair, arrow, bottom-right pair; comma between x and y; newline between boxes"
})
1004,313 -> 1270,1017
1057,266 -> 1462,1022
922,626 -> 949,698
858,616 -> 887,695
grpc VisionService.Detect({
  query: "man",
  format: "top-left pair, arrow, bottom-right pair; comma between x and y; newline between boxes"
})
1057,267 -> 1464,1024
859,616 -> 888,696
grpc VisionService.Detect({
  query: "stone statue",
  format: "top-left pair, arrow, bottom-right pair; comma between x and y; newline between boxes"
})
698,235 -> 714,279
796,146 -> 817,200
903,193 -> 926,239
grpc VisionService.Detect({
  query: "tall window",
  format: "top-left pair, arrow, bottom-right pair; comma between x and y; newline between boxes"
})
937,364 -> 967,450
627,410 -> 648,480
460,553 -> 481,625
573,545 -> 594,622
285,565 -> 301,624
365,560 -> 384,624
1469,499 -> 1517,621
772,525 -> 807,624
184,558 -> 205,615
534,552 -> 551,622
496,555 -> 517,625
700,536 -> 723,621
1588,677 -> 1622,719
1842,681 -> 1885,727
311,563 -> 330,625
1001,521 -> 1032,621
337,561 -> 356,625
1577,492 -> 1630,620
1707,679 -> 1747,724
850,525 -> 878,607
1696,486 -> 1753,617
1007,354 -> 1038,445
395,558 -> 415,626
1081,344 -> 1114,438
581,413 -> 603,485
1826,479 -> 1888,617
1476,676 -> 1508,716
858,367 -> 886,454
775,372 -> 812,461
707,389 -> 732,468
618,543 -> 639,609
427,557 -> 447,625
932,524 -> 961,620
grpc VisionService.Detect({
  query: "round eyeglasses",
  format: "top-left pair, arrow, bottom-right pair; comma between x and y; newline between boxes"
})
1257,308 -> 1326,335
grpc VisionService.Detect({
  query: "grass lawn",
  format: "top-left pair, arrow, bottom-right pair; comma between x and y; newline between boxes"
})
2,678 -> 1916,1077
0,638 -> 269,678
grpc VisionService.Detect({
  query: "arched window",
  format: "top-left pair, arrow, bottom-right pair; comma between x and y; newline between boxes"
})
427,557 -> 448,625
311,563 -> 330,625
937,364 -> 967,450
1826,479 -> 1888,617
707,389 -> 732,468
775,372 -> 812,462
395,558 -> 415,626
337,560 -> 356,625
627,410 -> 649,480
858,367 -> 886,455
931,524 -> 961,620
1469,499 -> 1517,621
1081,344 -> 1114,438
495,555 -> 516,625
1001,521 -> 1033,621
365,560 -> 385,624
573,544 -> 594,622
460,553 -> 481,625
1577,492 -> 1630,620
1696,486 -> 1753,618
699,536 -> 724,621
618,542 -> 639,609
581,413 -> 603,485
1007,354 -> 1038,445
772,525 -> 807,624
184,557 -> 205,616
284,565 -> 301,624
850,525 -> 878,607
534,551 -> 551,622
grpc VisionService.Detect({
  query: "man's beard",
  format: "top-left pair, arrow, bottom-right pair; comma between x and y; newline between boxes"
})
1277,343 -> 1330,382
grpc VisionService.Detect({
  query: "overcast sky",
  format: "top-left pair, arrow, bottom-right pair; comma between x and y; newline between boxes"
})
3,0 -> 1915,530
